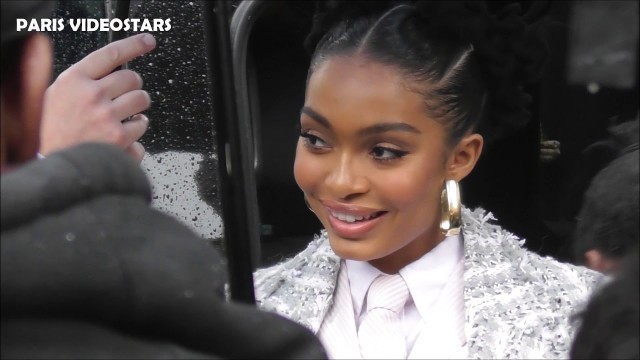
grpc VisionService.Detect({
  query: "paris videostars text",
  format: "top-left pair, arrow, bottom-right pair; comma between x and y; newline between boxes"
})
17,18 -> 172,32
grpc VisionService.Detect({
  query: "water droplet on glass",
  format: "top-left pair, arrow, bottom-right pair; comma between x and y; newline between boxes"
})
587,82 -> 600,94
65,233 -> 76,242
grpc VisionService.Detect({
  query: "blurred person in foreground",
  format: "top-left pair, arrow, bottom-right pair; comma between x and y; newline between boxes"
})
573,118 -> 639,275
571,247 -> 639,359
0,1 -> 326,359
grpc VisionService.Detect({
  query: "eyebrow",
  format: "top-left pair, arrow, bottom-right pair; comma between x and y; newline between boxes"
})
301,106 -> 421,136
301,106 -> 332,129
357,122 -> 421,136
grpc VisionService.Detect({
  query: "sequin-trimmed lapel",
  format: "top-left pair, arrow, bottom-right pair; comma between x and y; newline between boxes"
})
461,207 -> 603,359
254,232 -> 340,333
462,207 -> 526,359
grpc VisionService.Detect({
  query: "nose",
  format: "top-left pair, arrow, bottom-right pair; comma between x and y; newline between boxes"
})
324,154 -> 369,200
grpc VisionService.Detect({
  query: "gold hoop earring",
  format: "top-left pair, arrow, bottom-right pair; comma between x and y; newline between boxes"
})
440,179 -> 461,236
304,195 -> 315,214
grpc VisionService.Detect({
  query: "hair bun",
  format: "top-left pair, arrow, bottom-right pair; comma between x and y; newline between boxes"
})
412,0 -> 548,141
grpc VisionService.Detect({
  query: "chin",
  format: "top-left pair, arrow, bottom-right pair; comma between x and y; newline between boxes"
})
327,234 -> 379,262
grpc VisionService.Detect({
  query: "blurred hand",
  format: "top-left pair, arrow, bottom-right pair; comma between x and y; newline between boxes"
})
540,140 -> 561,163
40,33 -> 157,163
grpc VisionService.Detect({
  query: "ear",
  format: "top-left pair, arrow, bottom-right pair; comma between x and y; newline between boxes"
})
446,133 -> 483,181
584,249 -> 619,275
2,33 -> 52,168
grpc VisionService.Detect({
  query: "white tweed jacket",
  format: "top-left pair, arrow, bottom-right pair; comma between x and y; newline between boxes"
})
254,207 -> 604,359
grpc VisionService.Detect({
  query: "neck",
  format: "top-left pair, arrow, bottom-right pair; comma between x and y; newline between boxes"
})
369,228 -> 447,274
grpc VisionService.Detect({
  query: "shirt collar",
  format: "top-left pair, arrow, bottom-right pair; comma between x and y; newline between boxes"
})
345,234 -> 463,319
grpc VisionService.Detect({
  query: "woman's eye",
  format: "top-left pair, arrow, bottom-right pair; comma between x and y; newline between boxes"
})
371,146 -> 408,161
300,132 -> 329,150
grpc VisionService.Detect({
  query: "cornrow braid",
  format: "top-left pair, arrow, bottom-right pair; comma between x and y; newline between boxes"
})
303,0 -> 398,55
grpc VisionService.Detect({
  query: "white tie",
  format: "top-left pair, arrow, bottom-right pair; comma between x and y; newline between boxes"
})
358,274 -> 410,359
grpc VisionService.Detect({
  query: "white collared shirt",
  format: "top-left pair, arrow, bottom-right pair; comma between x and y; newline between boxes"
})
345,234 -> 463,354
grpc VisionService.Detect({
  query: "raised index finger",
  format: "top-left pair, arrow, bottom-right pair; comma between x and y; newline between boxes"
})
74,33 -> 156,79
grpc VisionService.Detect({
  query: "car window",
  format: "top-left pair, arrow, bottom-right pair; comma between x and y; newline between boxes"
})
50,0 -> 225,254
129,0 -> 224,249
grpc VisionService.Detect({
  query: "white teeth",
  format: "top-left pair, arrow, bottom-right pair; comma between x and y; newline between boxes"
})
330,210 -> 376,223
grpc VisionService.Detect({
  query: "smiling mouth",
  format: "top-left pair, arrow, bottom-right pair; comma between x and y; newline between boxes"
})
328,210 -> 387,223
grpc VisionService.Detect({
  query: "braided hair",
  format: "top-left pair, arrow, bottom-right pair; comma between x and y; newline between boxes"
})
304,0 -> 548,146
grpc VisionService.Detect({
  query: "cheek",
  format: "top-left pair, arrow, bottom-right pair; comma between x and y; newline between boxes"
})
293,142 -> 319,193
376,163 -> 443,211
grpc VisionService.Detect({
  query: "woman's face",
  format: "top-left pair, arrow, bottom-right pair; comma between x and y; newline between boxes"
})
295,56 -> 456,273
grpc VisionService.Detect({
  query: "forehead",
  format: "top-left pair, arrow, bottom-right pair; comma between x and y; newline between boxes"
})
305,56 -> 432,126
